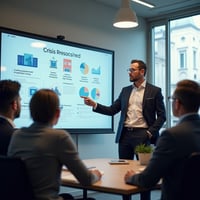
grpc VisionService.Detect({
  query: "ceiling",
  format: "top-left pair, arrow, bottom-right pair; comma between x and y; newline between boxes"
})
94,0 -> 200,19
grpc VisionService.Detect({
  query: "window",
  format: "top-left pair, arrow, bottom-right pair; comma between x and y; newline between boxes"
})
179,50 -> 186,69
150,14 -> 200,128
193,49 -> 197,69
153,25 -> 166,92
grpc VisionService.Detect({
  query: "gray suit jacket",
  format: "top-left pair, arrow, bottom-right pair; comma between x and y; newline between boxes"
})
94,83 -> 166,144
126,114 -> 200,200
8,122 -> 98,200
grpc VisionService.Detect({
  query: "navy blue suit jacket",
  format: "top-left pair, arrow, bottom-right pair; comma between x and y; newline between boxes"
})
94,83 -> 166,144
127,114 -> 200,200
0,117 -> 14,155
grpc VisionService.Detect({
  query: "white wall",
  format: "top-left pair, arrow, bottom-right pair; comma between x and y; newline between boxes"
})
0,0 -> 147,159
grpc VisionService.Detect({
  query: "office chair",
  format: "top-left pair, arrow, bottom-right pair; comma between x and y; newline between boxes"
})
0,156 -> 34,200
180,152 -> 200,200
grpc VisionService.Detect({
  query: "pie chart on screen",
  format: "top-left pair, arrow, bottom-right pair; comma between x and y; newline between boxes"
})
79,86 -> 89,97
80,62 -> 89,75
91,88 -> 100,100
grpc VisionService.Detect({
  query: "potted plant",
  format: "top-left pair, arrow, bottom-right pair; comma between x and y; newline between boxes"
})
135,144 -> 154,165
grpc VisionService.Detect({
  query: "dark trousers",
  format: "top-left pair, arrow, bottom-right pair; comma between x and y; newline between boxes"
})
119,127 -> 151,200
119,127 -> 150,160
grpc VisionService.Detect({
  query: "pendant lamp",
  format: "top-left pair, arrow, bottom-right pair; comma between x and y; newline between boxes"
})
113,0 -> 138,28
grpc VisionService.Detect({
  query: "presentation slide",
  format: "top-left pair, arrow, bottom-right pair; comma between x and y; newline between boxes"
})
0,28 -> 114,133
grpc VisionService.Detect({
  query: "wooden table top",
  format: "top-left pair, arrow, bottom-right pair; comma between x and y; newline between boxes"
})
61,158 -> 149,195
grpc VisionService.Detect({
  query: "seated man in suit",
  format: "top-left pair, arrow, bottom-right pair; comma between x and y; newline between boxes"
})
0,80 -> 21,155
124,79 -> 200,200
8,89 -> 102,200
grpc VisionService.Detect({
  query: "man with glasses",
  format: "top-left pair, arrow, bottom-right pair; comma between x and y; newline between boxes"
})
82,59 -> 166,200
124,79 -> 200,200
82,59 -> 166,159
0,79 -> 21,155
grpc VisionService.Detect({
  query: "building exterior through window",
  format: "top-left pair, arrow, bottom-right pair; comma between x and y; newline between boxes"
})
152,14 -> 200,127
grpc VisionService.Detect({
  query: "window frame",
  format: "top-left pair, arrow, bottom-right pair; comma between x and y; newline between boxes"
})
147,9 -> 200,129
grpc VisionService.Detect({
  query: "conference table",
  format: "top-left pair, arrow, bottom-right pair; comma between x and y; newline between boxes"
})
61,158 -> 160,200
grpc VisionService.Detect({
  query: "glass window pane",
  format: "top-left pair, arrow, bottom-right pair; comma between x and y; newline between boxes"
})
170,14 -> 200,125
153,25 -> 166,90
152,25 -> 167,130
152,14 -> 200,129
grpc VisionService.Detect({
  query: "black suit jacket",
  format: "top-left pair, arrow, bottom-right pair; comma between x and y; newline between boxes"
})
94,83 -> 166,144
0,117 -> 14,155
127,114 -> 200,200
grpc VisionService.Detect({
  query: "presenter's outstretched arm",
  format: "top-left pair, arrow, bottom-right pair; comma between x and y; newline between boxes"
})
81,96 -> 97,108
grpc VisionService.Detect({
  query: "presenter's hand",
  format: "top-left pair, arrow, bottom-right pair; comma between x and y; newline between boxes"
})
81,96 -> 97,108
124,169 -> 136,183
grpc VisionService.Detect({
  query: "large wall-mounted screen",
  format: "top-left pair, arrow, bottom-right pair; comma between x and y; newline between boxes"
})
0,27 -> 114,134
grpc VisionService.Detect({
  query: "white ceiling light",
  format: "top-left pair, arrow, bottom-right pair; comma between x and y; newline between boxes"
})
113,0 -> 138,28
132,0 -> 155,8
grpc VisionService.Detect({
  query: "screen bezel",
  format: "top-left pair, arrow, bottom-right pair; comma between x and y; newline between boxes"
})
0,27 -> 114,134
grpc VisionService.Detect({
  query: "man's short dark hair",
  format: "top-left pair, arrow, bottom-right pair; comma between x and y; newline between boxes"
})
174,79 -> 200,112
131,59 -> 147,76
0,80 -> 21,112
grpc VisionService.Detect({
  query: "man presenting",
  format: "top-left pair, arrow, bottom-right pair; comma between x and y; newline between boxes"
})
82,59 -> 166,160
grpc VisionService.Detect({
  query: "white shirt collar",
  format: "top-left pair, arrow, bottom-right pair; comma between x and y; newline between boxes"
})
132,80 -> 146,89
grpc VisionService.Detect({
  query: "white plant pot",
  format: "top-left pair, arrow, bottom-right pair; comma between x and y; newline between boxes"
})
138,153 -> 152,165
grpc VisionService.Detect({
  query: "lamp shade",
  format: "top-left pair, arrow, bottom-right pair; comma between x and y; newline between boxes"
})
113,0 -> 138,28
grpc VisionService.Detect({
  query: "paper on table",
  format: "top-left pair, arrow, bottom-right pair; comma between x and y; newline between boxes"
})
62,170 -> 104,182
62,165 -> 96,171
